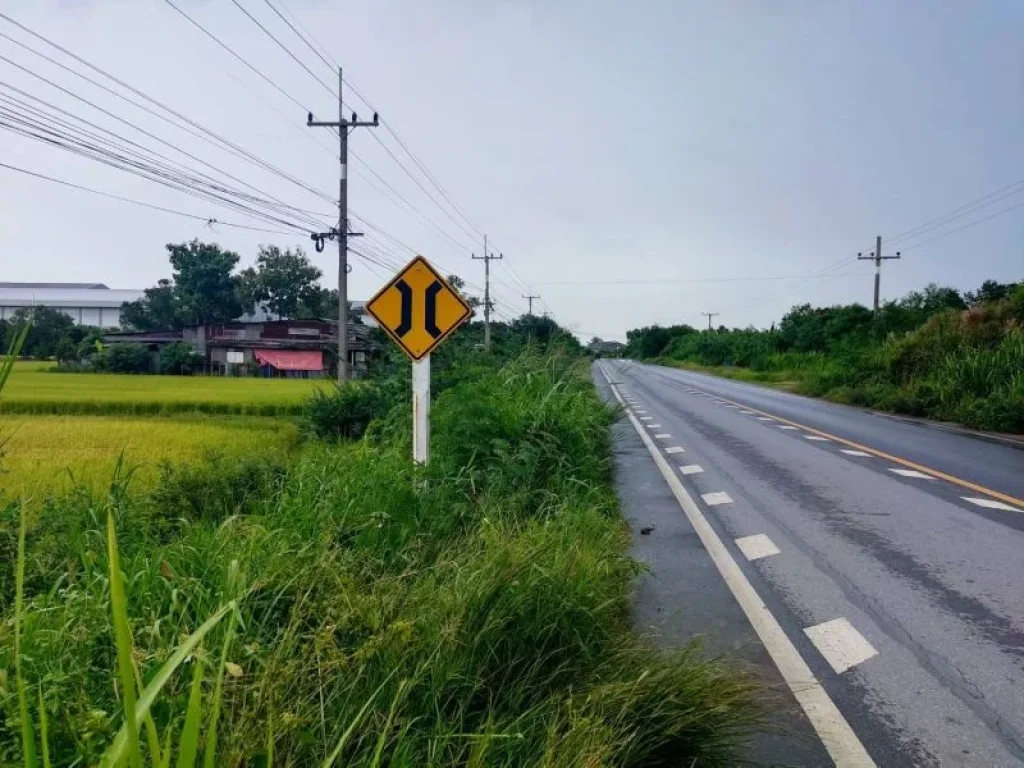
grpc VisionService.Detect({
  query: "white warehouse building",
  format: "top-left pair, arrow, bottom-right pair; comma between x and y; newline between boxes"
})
0,282 -> 144,328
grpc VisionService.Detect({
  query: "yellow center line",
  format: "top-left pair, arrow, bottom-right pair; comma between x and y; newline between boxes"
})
680,380 -> 1024,511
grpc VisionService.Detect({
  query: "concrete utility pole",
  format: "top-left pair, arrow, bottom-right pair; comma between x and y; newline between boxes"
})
522,294 -> 540,315
857,235 -> 901,312
307,67 -> 378,383
472,234 -> 502,351
702,312 -> 719,331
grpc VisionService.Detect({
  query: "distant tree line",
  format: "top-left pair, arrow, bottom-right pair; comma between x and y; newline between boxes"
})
624,278 -> 1024,431
625,279 -> 1021,362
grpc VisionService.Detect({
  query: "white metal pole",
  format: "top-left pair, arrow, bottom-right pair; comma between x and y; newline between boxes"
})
412,355 -> 430,465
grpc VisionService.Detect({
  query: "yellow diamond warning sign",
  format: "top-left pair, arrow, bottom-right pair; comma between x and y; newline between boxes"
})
365,255 -> 472,360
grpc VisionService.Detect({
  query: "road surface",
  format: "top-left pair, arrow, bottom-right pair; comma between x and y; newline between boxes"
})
598,359 -> 1024,767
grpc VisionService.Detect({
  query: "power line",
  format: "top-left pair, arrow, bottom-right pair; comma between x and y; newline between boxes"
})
228,0 -> 338,100
146,2 -> 491,270
886,177 -> 1024,247
159,0 -> 311,114
898,198 -> 1024,252
0,89 -> 324,232
0,161 -> 300,235
0,25 -> 336,210
0,54 -> 331,226
234,0 -> 489,250
261,0 -> 337,74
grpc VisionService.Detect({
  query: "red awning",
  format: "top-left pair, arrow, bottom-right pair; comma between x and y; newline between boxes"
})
254,349 -> 324,371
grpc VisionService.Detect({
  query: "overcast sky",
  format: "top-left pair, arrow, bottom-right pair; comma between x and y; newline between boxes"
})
2,0 -> 1022,340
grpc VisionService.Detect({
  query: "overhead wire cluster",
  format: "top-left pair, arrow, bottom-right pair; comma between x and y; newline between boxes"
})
0,1 -> 540,319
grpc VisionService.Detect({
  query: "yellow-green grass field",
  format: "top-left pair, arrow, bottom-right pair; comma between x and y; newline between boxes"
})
0,413 -> 299,499
1,361 -> 330,415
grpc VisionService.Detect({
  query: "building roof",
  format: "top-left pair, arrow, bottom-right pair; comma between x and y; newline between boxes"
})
0,282 -> 110,289
0,285 -> 143,308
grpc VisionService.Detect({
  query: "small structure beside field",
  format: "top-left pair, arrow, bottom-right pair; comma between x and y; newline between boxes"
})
103,319 -> 377,377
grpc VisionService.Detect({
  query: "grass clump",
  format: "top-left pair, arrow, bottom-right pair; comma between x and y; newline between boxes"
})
1,351 -> 759,765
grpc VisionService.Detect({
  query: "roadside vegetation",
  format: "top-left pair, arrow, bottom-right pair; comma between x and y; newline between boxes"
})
1,318 -> 760,765
625,279 -> 1024,432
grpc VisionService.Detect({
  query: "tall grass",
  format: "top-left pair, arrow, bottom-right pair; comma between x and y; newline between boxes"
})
1,351 -> 760,765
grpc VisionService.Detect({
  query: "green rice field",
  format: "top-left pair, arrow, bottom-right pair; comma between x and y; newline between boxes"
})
0,363 -> 308,499
0,413 -> 299,499
0,361 -> 329,415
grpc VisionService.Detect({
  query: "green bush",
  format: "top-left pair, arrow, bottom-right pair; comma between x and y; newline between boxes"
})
93,343 -> 152,374
299,378 -> 400,440
157,341 -> 203,375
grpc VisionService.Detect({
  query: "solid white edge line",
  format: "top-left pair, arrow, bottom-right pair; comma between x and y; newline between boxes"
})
597,362 -> 876,767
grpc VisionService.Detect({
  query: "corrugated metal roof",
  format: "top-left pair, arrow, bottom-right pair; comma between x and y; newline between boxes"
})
0,281 -> 110,289
0,286 -> 143,307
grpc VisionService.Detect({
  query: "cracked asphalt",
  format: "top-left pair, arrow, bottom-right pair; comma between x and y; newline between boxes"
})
600,359 -> 1024,766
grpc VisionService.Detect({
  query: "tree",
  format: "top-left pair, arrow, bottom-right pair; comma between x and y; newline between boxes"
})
13,306 -> 76,359
241,246 -> 323,319
965,279 -> 1021,307
121,279 -> 178,331
168,240 -> 243,324
93,343 -> 151,373
54,336 -> 78,364
446,274 -> 482,312
158,342 -> 203,375
899,283 -> 966,314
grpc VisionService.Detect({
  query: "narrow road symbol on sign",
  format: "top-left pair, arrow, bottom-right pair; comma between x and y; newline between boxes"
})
366,256 -> 472,360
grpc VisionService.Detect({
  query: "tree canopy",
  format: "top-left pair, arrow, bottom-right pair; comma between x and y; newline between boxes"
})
121,240 -> 329,330
238,245 -> 323,319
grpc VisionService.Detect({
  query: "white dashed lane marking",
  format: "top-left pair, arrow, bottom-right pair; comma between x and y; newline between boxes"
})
646,424 -> 662,429
665,446 -> 685,454
735,534 -> 781,561
840,449 -> 872,457
740,410 -> 755,415
889,468 -> 935,480
804,618 -> 879,675
778,425 -> 799,430
725,405 -> 739,408
655,433 -> 671,439
804,435 -> 830,442
702,491 -> 734,506
640,416 -> 652,421
680,465 -> 704,475
756,417 -> 774,421
962,497 -> 1023,513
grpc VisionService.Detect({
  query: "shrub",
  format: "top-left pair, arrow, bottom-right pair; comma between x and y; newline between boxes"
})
150,451 -> 288,526
157,341 -> 202,375
93,343 -> 152,374
300,378 -> 400,441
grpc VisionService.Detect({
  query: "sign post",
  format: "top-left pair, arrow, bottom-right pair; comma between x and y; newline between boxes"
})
365,256 -> 471,466
412,356 -> 430,464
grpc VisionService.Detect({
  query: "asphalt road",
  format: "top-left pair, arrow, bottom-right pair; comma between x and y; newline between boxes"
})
599,359 -> 1024,767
